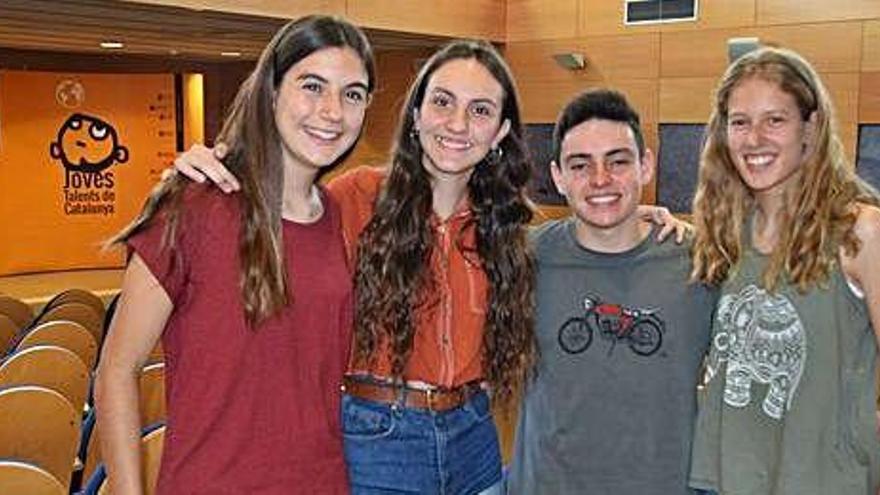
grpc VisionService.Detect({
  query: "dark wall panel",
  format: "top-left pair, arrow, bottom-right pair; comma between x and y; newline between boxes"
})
657,123 -> 705,214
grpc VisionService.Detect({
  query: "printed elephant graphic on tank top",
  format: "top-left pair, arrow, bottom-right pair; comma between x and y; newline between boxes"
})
706,285 -> 806,420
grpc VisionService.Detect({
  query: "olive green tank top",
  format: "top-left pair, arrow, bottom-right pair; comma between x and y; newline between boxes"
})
689,246 -> 880,495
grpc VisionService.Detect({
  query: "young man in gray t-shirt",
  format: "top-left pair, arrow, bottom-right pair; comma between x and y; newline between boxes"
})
507,90 -> 717,495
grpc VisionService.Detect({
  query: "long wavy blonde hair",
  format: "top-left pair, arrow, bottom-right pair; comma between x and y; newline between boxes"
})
691,47 -> 879,292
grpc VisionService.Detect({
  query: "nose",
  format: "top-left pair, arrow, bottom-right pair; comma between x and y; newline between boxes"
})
319,92 -> 343,123
589,163 -> 612,187
445,106 -> 468,134
743,123 -> 762,147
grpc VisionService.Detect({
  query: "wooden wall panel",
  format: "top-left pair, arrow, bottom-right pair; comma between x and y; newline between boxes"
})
348,0 -> 505,40
516,78 -> 597,122
334,47 -> 433,176
661,22 -> 862,78
659,0 -> 756,32
757,23 -> 863,73
824,73 -> 860,159
659,78 -> 716,123
757,0 -> 880,25
122,0 -> 345,18
506,34 -> 659,122
513,77 -> 658,124
506,33 -> 660,84
859,72 -> 880,123
506,0 -> 578,41
863,21 -> 880,72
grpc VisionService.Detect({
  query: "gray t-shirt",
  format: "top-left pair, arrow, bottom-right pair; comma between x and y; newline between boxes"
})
507,218 -> 717,495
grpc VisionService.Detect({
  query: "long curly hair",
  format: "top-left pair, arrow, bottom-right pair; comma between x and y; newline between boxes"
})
691,47 -> 879,291
112,16 -> 375,325
353,40 -> 536,404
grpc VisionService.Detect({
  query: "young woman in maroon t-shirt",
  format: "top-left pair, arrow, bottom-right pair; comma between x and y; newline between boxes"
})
94,16 -> 375,494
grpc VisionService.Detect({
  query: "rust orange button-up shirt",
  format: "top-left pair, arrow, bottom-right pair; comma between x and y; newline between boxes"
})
327,166 -> 487,388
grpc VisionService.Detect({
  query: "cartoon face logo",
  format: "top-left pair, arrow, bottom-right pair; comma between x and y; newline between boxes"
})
50,113 -> 128,174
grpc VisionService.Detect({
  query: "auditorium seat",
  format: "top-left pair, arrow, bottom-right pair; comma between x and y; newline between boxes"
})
79,362 -> 167,490
0,345 -> 89,414
0,314 -> 17,354
0,295 -> 33,330
139,362 -> 166,427
17,321 -> 98,370
0,385 -> 80,490
83,423 -> 165,495
0,460 -> 66,495
43,288 -> 106,322
35,302 -> 103,348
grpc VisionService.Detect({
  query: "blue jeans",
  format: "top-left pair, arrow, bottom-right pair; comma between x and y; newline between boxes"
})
342,390 -> 502,494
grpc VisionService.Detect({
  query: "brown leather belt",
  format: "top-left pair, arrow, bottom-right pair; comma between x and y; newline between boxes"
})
342,376 -> 483,412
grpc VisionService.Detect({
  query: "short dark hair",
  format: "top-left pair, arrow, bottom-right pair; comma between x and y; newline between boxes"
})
552,89 -> 645,163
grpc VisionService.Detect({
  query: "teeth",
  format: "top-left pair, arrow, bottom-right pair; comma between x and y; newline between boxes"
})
586,194 -> 619,205
305,127 -> 341,141
745,154 -> 773,167
435,135 -> 472,150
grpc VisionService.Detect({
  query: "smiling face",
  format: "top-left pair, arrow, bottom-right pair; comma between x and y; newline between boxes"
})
51,113 -> 128,173
415,57 -> 510,181
725,76 -> 815,197
273,46 -> 370,172
552,118 -> 654,236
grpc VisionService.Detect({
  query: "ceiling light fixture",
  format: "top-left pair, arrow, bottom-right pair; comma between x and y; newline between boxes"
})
220,51 -> 242,57
100,41 -> 124,49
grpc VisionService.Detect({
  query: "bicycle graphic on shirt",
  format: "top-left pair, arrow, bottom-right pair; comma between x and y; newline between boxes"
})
558,295 -> 665,356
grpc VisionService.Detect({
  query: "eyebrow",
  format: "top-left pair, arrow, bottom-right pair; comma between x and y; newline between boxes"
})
296,73 -> 369,91
728,108 -> 793,118
564,147 -> 633,162
429,86 -> 500,108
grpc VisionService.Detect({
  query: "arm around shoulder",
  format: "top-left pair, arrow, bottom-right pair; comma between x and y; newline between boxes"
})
94,253 -> 172,495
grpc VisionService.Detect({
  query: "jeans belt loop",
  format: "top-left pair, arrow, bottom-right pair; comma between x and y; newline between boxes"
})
394,383 -> 406,411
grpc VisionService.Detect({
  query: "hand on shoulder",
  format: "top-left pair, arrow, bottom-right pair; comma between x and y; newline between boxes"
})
173,143 -> 239,193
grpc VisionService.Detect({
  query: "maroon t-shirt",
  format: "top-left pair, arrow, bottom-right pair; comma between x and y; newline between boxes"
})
128,184 -> 351,494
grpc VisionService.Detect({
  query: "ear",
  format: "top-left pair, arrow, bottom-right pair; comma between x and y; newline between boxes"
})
638,148 -> 656,186
492,119 -> 512,149
116,146 -> 129,164
412,108 -> 421,131
550,160 -> 567,197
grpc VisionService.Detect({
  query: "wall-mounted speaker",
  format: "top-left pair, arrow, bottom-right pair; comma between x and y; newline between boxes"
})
552,53 -> 586,71
727,37 -> 761,63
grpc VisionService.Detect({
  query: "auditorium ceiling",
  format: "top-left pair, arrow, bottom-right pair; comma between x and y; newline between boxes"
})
0,0 -> 449,61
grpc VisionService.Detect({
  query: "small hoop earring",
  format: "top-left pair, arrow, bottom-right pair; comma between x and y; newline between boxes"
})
488,146 -> 503,165
409,127 -> 420,142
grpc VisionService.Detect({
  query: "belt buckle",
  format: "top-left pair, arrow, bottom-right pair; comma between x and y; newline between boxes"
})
424,388 -> 436,411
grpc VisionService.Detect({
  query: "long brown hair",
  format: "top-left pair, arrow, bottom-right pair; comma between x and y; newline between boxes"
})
353,40 -> 536,404
113,16 -> 375,325
691,47 -> 879,291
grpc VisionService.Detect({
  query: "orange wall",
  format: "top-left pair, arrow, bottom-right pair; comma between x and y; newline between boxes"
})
0,71 -> 174,275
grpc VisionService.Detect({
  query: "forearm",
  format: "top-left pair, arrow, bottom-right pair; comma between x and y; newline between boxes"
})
94,366 -> 146,495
